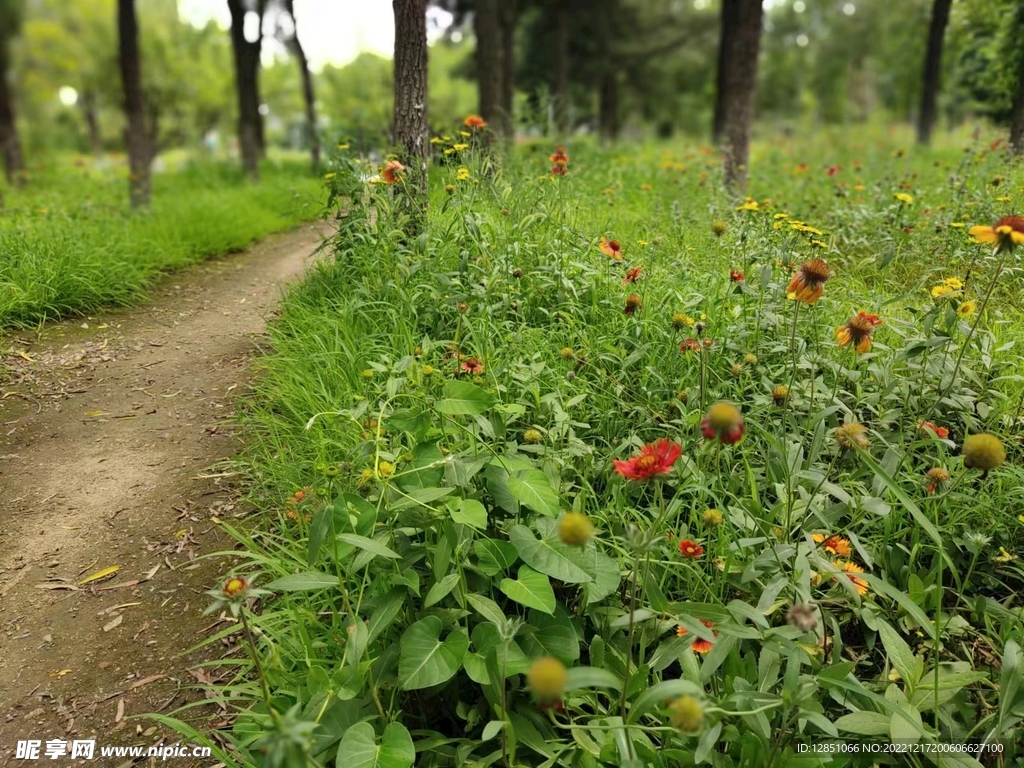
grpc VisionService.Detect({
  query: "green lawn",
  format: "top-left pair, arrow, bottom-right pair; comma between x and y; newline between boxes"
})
173,125 -> 1024,766
0,156 -> 323,329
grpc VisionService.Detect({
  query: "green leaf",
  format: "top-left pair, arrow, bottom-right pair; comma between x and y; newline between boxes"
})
565,666 -> 622,691
475,538 -> 519,575
878,620 -> 920,688
854,446 -> 942,547
507,470 -> 561,518
338,533 -> 400,560
336,721 -> 415,768
451,498 -> 487,529
627,679 -> 703,723
834,711 -> 890,736
466,593 -> 506,626
266,571 -> 338,591
307,505 -> 332,566
398,616 -> 469,690
509,525 -> 594,584
522,605 -> 580,663
435,380 -> 497,415
481,720 -> 506,741
583,551 -> 621,605
424,572 -> 461,608
500,566 -> 556,614
860,574 -> 935,639
367,589 -> 406,644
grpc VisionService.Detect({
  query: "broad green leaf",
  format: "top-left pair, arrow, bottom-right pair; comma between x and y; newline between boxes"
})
878,620 -> 920,688
338,533 -> 400,560
475,538 -> 519,575
834,711 -> 893,736
466,593 -> 506,626
522,605 -> 580,663
509,525 -> 594,584
583,551 -> 621,605
565,666 -> 622,691
307,504 -> 332,566
367,589 -> 406,644
336,721 -> 415,768
860,574 -> 935,639
435,380 -> 497,415
855,447 -> 942,547
398,616 -> 469,690
627,679 -> 703,723
500,566 -> 556,614
266,571 -> 338,591
451,498 -> 487,529
507,470 -> 561,518
481,720 -> 505,741
424,572 -> 461,608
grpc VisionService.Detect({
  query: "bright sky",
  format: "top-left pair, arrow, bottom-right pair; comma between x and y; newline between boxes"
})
178,0 -> 407,71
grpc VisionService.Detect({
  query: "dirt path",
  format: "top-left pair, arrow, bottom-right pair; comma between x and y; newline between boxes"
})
0,224 -> 325,765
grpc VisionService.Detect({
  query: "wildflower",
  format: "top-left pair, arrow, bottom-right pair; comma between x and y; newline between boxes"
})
337,143 -> 350,150
456,167 -> 471,181
771,385 -> 790,406
729,269 -> 745,282
826,165 -> 841,177
835,422 -> 869,450
962,433 -> 1005,474
421,365 -> 435,376
452,143 -> 469,151
700,402 -> 745,445
894,192 -> 914,204
786,604 -> 819,632
461,358 -> 484,375
559,512 -> 594,546
677,390 -> 689,403
812,533 -> 852,559
737,198 -> 758,211
969,215 -> 1024,252
994,547 -> 1016,563
381,160 -> 405,184
680,338 -> 701,352
323,172 -> 336,180
551,164 -> 568,176
357,468 -> 375,486
957,300 -> 976,317
444,184 -> 456,194
523,429 -> 543,444
600,237 -> 623,260
613,439 -> 682,481
622,266 -> 643,285
925,467 -> 950,494
464,114 -> 487,128
560,347 -> 576,361
624,294 -> 642,315
550,146 -> 569,175
931,277 -> 963,298
430,136 -> 444,145
743,353 -> 758,365
667,696 -> 705,733
711,220 -> 727,237
672,313 -> 695,330
361,369 -> 375,379
729,363 -> 742,378
457,302 -> 469,312
676,620 -> 716,653
222,576 -> 249,598
835,311 -> 883,353
786,259 -> 831,304
678,539 -> 704,558
917,420 -> 949,439
377,461 -> 395,478
527,657 -> 567,704
831,560 -> 869,595
703,508 -> 723,527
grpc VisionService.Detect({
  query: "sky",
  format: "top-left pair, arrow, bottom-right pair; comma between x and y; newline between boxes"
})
179,0 -> 454,71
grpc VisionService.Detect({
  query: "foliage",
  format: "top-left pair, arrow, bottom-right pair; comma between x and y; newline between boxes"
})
176,128 -> 1024,767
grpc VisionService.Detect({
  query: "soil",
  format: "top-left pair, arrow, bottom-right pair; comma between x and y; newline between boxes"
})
0,224 -> 326,766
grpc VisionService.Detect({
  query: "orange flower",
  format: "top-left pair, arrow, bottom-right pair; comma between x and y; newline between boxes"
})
676,620 -> 716,653
381,160 -> 405,184
678,539 -> 704,558
461,357 -> 484,375
222,576 -> 249,598
835,311 -> 882,353
600,237 -> 623,260
925,467 -> 950,494
729,269 -> 745,282
812,533 -> 852,559
969,215 -> 1024,251
624,294 -> 642,315
680,338 -> 701,352
917,420 -> 949,439
463,114 -> 487,129
787,259 -> 830,304
613,439 -> 681,481
623,266 -> 643,284
831,560 -> 868,596
550,146 -> 569,175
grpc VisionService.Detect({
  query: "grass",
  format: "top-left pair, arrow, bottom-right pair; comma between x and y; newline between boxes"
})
172,124 -> 1024,767
0,156 -> 323,329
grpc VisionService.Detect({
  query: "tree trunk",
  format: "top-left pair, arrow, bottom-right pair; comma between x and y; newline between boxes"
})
118,0 -> 151,208
917,0 -> 953,146
599,70 -> 619,143
80,90 -> 104,155
717,0 -> 763,193
228,0 -> 262,179
1009,43 -> 1024,154
285,0 -> 319,170
392,0 -> 429,220
712,0 -> 739,144
0,37 -> 25,185
498,0 -> 517,140
474,0 -> 502,142
552,0 -> 569,136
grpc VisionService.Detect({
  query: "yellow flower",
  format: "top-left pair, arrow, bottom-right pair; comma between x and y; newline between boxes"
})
458,130 -> 471,137
957,300 -> 976,317
527,657 -> 567,703
671,313 -> 695,330
560,347 -> 576,360
703,508 -> 723,527
323,172 -> 336,180
994,547 -> 1015,563
377,461 -> 395,478
737,199 -> 759,211
336,143 -> 350,150
667,695 -> 705,732
430,137 -> 444,145
711,220 -> 727,236
523,429 -> 543,444
962,433 -> 1005,473
452,143 -> 470,151
949,222 -> 964,228
812,533 -> 853,558
771,384 -> 790,405
421,365 -> 435,375
443,148 -> 455,156
357,468 -> 375,486
835,422 -> 869,450
894,192 -> 914,204
969,216 -> 1024,252
456,167 -> 471,181
831,559 -> 869,595
558,512 -> 595,546
774,212 -> 789,220
361,369 -> 375,379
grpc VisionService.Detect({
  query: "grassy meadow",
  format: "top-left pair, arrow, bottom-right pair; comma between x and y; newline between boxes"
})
0,156 -> 323,329
173,125 -> 1024,767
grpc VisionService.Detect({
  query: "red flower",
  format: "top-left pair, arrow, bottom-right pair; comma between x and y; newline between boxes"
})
623,294 -> 642,315
550,146 -> 569,176
917,420 -> 949,439
461,358 -> 484,375
600,237 -> 623,260
680,338 -> 701,352
551,164 -> 568,176
613,439 -> 681,481
826,165 -> 841,177
381,160 -> 405,184
623,266 -> 643,284
676,620 -> 716,653
678,539 -> 704,558
729,269 -> 745,282
700,402 -> 745,445
463,114 -> 487,129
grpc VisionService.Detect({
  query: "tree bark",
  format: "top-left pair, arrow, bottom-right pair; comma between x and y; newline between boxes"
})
118,0 -> 151,208
474,0 -> 502,142
717,0 -> 763,193
1009,42 -> 1024,155
284,0 -> 319,170
0,35 -> 25,185
712,0 -> 739,144
917,0 -> 953,146
552,0 -> 569,136
80,90 -> 104,155
392,0 -> 429,221
228,0 -> 263,179
498,0 -> 517,141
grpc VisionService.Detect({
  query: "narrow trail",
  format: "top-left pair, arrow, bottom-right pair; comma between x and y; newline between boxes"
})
0,224 -> 325,765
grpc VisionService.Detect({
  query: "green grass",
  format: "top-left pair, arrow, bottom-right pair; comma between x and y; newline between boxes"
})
176,125 -> 1024,767
0,157 -> 323,329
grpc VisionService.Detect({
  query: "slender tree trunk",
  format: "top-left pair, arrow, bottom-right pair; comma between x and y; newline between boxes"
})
392,0 -> 429,221
712,0 -> 739,144
80,90 -> 104,155
552,0 -> 569,136
118,0 -> 151,208
0,38 -> 25,185
498,0 -> 517,141
717,0 -> 763,193
917,0 -> 953,146
228,0 -> 262,179
1010,45 -> 1024,155
285,0 -> 319,170
599,70 -> 619,143
474,0 -> 502,143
